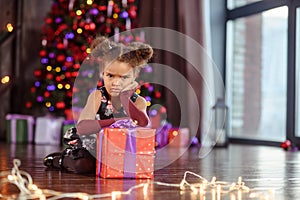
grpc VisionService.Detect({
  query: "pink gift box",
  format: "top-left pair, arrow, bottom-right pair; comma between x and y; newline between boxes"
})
168,128 -> 190,147
97,127 -> 156,179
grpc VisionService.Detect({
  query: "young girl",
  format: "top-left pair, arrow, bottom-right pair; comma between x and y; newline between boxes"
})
43,36 -> 153,173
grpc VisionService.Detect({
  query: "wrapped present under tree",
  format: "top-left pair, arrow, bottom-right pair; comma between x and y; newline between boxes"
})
6,114 -> 35,144
35,115 -> 65,145
168,128 -> 190,147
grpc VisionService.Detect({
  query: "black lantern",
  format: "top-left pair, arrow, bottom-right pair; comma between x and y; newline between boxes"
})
212,98 -> 228,147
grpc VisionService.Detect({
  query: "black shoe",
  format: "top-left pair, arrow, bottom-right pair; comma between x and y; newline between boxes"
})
63,127 -> 82,148
44,128 -> 81,170
43,152 -> 62,169
44,128 -> 95,173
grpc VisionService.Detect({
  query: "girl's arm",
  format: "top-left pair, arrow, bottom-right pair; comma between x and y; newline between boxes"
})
76,90 -> 118,135
120,89 -> 149,127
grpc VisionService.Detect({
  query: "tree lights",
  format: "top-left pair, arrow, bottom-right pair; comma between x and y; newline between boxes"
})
27,0 -> 163,117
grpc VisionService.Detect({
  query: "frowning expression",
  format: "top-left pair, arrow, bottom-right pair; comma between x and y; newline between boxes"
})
103,61 -> 136,97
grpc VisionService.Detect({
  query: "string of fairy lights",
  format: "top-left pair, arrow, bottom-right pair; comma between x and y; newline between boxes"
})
0,23 -> 14,86
0,159 -> 275,200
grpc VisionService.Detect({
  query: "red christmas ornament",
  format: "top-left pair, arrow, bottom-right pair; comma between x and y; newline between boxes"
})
72,71 -> 78,77
64,61 -> 73,68
106,18 -> 112,23
154,91 -> 162,98
55,76 -> 62,82
56,54 -> 66,62
114,7 -> 120,13
89,22 -> 96,30
280,140 -> 291,150
39,50 -> 47,57
25,101 -> 32,108
58,24 -> 68,32
30,87 -> 36,93
65,72 -> 71,78
74,63 -> 81,69
45,17 -> 53,24
66,91 -> 73,97
72,24 -> 78,30
46,73 -> 53,80
105,26 -> 111,33
80,45 -> 87,51
98,6 -> 107,11
44,91 -> 50,97
34,70 -> 42,77
56,101 -> 65,109
79,21 -> 85,27
73,48 -> 82,61
128,9 -> 136,18
84,24 -> 90,30
56,43 -> 65,49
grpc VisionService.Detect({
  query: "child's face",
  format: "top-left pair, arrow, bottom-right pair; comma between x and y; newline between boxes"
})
103,61 -> 136,97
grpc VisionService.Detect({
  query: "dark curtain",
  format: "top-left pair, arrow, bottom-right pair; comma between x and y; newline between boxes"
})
139,0 -> 210,139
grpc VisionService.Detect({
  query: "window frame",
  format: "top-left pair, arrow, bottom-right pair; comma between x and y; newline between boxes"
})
225,0 -> 300,145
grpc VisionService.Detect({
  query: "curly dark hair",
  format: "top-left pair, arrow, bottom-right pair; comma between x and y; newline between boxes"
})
90,36 -> 153,73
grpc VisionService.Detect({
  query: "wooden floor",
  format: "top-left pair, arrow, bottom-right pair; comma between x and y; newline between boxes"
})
1,142 -> 300,199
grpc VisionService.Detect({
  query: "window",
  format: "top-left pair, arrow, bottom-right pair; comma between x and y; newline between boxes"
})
225,0 -> 300,144
227,7 -> 287,141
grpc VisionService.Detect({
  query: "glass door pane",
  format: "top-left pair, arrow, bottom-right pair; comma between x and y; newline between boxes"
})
226,6 -> 288,141
227,0 -> 263,10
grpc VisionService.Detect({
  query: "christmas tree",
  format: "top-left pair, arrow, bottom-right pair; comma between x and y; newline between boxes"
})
27,0 -> 164,119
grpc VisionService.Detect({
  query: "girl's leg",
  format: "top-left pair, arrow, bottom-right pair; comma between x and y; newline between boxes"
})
43,127 -> 96,174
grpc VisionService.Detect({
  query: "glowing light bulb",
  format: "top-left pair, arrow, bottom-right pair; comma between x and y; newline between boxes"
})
146,101 -> 151,107
77,28 -> 83,34
55,67 -> 61,72
86,48 -> 91,53
65,84 -> 71,89
45,102 -> 51,107
57,84 -> 63,89
172,131 -> 178,136
29,184 -> 38,190
46,65 -> 52,71
86,0 -> 93,5
135,88 -> 141,94
6,23 -> 13,32
7,175 -> 14,181
76,10 -> 82,15
113,13 -> 118,19
1,75 -> 10,84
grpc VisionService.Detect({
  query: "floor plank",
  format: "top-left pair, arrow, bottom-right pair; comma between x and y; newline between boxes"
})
0,142 -> 299,199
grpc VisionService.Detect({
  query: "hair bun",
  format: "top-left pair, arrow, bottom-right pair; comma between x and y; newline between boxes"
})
130,42 -> 153,61
90,36 -> 153,68
90,36 -> 115,57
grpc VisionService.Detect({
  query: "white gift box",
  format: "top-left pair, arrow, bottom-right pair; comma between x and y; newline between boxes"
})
35,116 -> 65,145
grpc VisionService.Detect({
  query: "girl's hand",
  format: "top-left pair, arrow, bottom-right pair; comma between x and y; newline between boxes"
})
121,81 -> 138,93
